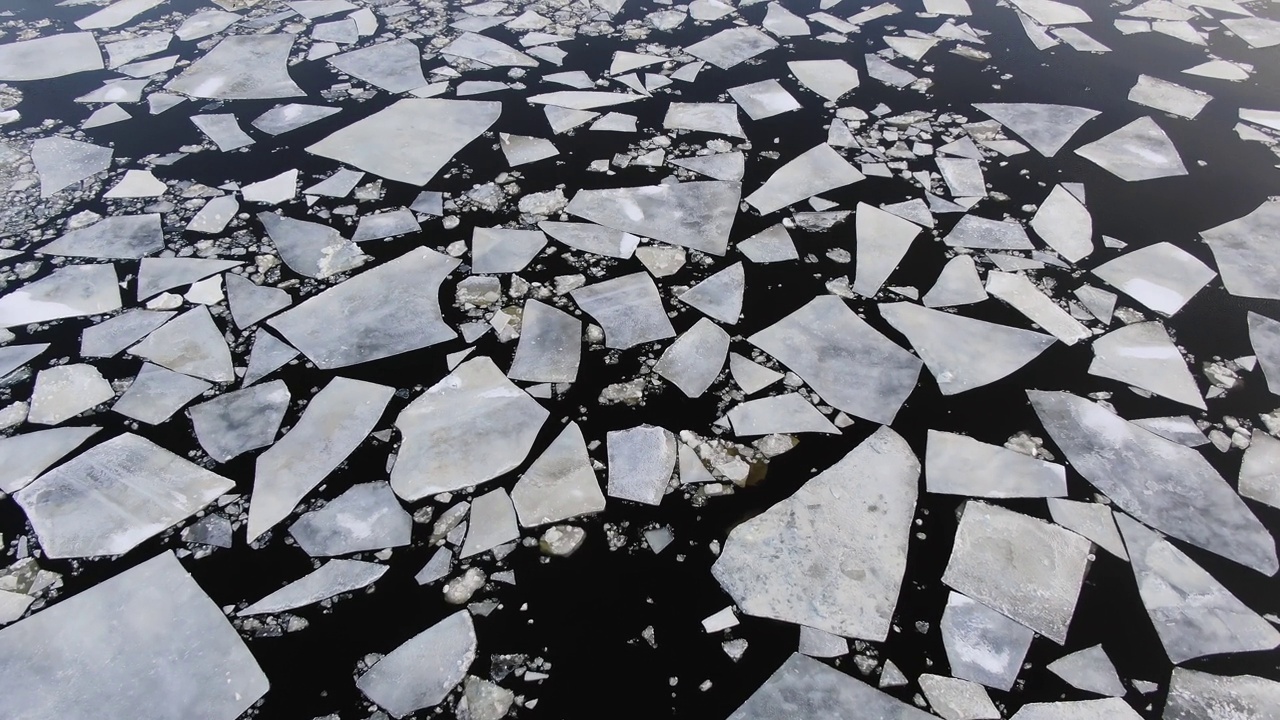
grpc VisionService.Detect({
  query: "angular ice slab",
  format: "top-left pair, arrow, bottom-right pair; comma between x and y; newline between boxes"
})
166,34 -> 303,100
1011,699 -> 1142,720
1240,430 -> 1280,510
972,103 -> 1100,156
1047,498 -> 1128,559
678,262 -> 743,324
670,152 -> 745,182
1201,200 -> 1280,301
508,299 -> 580,383
942,216 -> 1033,250
391,357 -> 548,501
136,258 -> 240,300
0,551 -> 267,720
307,99 -> 501,186
854,203 -> 921,296
0,426 -> 100,494
986,272 -> 1091,345
1075,117 -> 1187,181
572,272 -> 675,349
247,377 -> 393,542
1091,242 -> 1215,316
329,40 -> 426,93
112,363 -> 210,425
728,654 -> 934,720
17,434 -> 233,558
941,591 -> 1034,691
663,103 -> 745,138
750,296 -> 921,423
606,425 -> 676,506
189,381 -> 289,463
0,32 -> 103,81
442,32 -> 537,67
29,363 -> 113,425
41,215 -> 162,259
918,674 -> 1000,720
290,482 -> 411,556
511,422 -> 605,527
788,60 -> 860,102
656,318 -> 729,397
31,137 -> 112,197
713,427 -> 918,640
1047,645 -> 1125,697
1117,515 -> 1280,663
565,181 -> 740,255
128,306 -> 233,383
943,502 -> 1091,644
1030,390 -> 1277,574
240,559 -> 387,615
258,212 -> 368,279
924,256 -> 987,308
472,227 -> 546,272
269,247 -> 459,369
0,264 -> 120,328
1031,185 -> 1093,262
1165,668 -> 1280,720
881,302 -> 1055,394
540,221 -> 639,259
242,330 -> 299,386
357,610 -> 476,718
225,273 -> 291,329
460,488 -> 518,558
926,430 -> 1066,497
1089,321 -> 1204,409
686,27 -> 778,69
745,144 -> 864,216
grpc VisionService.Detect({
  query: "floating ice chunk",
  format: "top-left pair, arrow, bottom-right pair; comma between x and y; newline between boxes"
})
461,488 -> 518,558
678,263 -> 743,324
113,363 -> 211,425
1029,390 -> 1277,574
1031,185 -> 1092,262
31,137 -> 112,197
1075,117 -> 1186,181
41,214 -> 162,260
104,170 -> 165,199
225,273 -> 290,329
746,144 -> 863,216
252,104 -> 340,135
240,559 -> 385,616
941,592 -> 1034,691
242,329 -> 299,386
0,343 -> 46,379
750,295 -> 920,423
1129,75 -> 1211,119
1008,0 -> 1091,24
305,168 -> 364,197
499,133 -> 558,166
1117,515 -> 1280,662
919,675 -> 1000,720
1054,27 -> 1111,52
679,443 -> 716,484
656,318 -> 729,397
247,377 -> 393,542
669,152 -> 745,182
189,380 -> 289,463
926,430 -> 1065,497
543,106 -> 598,134
986,272 -> 1091,345
729,79 -> 801,120
1091,242 -> 1215,315
0,590 -> 32,625
944,501 -> 1091,643
291,482 -> 411,557
0,32 -> 103,81
182,513 -> 232,548
392,357 -> 547,501
529,91 -> 643,110
137,258 -> 240,300
0,426 -> 100,494
788,59 -> 859,102
1073,285 -> 1115,324
686,27 -> 778,69
545,70 -> 593,89
1202,200 -> 1280,301
730,653 -> 934,719
798,626 -> 846,657
242,169 -> 297,204
737,223 -> 798,263
75,0 -> 163,28
0,264 -> 120,328
83,312 -> 174,361
187,195 -> 238,233
942,215 -> 1032,250
1223,17 -> 1280,48
511,422 -> 605,526
572,272 -> 675,348
472,227 -> 546,273
1089,322 -> 1204,409
358,610 -> 476,717
714,427 -> 916,639
1183,60 -> 1247,81
664,103 -> 745,138
566,181 -> 740,255
764,3 -> 810,35
937,158 -> 986,197
167,34 -> 303,100
351,208 -> 420,243
880,302 -> 1055,394
539,221 -> 639,259
1165,668 -> 1280,720
729,352 -> 782,394
1131,415 -> 1207,447
416,548 -> 453,585
606,425 -> 676,506
853,203 -> 921,296
176,9 -> 241,41
307,99 -> 501,186
128,306 -> 232,383
82,104 -> 130,129
29,364 -> 114,425
1047,645 -> 1125,697
509,299 -> 580,383
1017,699 -> 1144,719
1238,430 -> 1280,509
865,54 -> 918,87
1047,498 -> 1128,559
191,114 -> 254,151
288,0 -> 356,18
590,112 -> 637,132
923,256 -> 986,307
971,103 -> 1099,157
728,393 -> 838,436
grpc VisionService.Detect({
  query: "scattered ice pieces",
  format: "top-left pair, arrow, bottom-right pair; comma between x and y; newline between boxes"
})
1011,699 -> 1143,720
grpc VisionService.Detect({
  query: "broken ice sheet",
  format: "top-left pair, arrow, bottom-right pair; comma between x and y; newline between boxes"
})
136,258 -> 241,300
729,653 -> 935,720
472,227 -> 547,272
685,27 -> 778,69
728,393 -> 839,436
926,430 -> 1065,497
166,34 -> 303,100
853,203 -> 921,297
986,272 -> 1091,345
252,104 -> 341,136
0,426 -> 100,494
656,318 -> 730,398
128,306 -> 232,383
788,59 -> 860,102
0,551 -> 267,720
0,32 -> 103,81
28,363 -> 114,425
571,272 -> 675,349
607,425 -> 676,506
113,363 -> 212,425
1031,185 -> 1093,262
17,433 -> 233,558
972,103 -> 1100,156
737,223 -> 798,263
357,610 -> 476,718
1011,699 -> 1143,720
1046,645 -> 1125,697
461,488 -> 519,558
1088,321 -> 1204,409
937,157 -> 986,197
670,152 -> 745,182
189,380 -> 289,463
31,137 -> 112,197
746,144 -> 864,216
1202,200 -> 1280,301
191,114 -> 254,152
511,422 -> 605,527
942,215 -> 1033,250
242,329 -> 299,386
728,79 -> 802,120
1129,74 -> 1211,119
663,103 -> 745,138
499,133 -> 559,166
1240,430 -> 1280,510
714,427 -> 917,639
941,591 -> 1034,691
918,674 -> 1000,720
0,264 -> 110,329
329,40 -> 426,93
508,299 -> 580,383
540,221 -> 639,259
259,212 -> 369,279
1091,241 -> 1215,316
187,195 -> 239,234
392,357 -> 548,501
678,262 -> 744,324
923,256 -> 987,308
442,32 -> 537,67
239,559 -> 386,616
1075,117 -> 1187,181
290,481 -> 411,557
1047,498 -> 1128,559
41,214 -> 162,259
225,273 -> 290,328
566,181 -> 740,255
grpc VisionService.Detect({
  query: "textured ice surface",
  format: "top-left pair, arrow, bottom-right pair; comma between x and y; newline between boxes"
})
511,422 -> 605,527
729,352 -> 782,394
572,272 -> 675,349
0,32 -> 102,82
258,212 -> 368,279
240,559 -> 387,616
357,610 -> 476,718
656,318 -> 730,397
943,216 -> 1033,250
1047,645 -> 1125,697
0,264 -> 117,328
1011,699 -> 1143,720
1129,75 -> 1211,119
1091,242 -> 1215,316
1202,200 -> 1280,300
443,32 -> 537,67
28,363 -> 113,425
972,103 -> 1100,156
290,482 -> 411,556
1164,668 -> 1280,720
1075,117 -> 1187,180
472,227 -> 547,272
1089,321 -> 1204,409
329,40 -> 426,93
919,674 -> 1001,720
728,653 -> 935,720
729,79 -> 801,120
189,380 -> 289,462
41,214 -> 162,259
607,425 -> 677,505
540,221 -> 639,258
788,59 -> 860,101
798,626 -> 847,657
352,208 -> 419,242
566,181 -> 740,255
242,330 -> 299,386
1252,312 -> 1280,395
926,430 -> 1066,497
746,144 -> 864,215
136,258 -> 240,300
1239,430 -> 1280,509
166,34 -> 303,100
987,272 -> 1091,344
924,256 -> 987,307
31,137 -> 112,197
225,273 -> 291,329
669,151 -> 745,181
663,102 -> 745,137
942,591 -> 1035,691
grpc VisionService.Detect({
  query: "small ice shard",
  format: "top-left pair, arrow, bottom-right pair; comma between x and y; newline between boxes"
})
669,152 -> 745,182
1202,200 -> 1280,301
918,675 -> 1000,720
392,357 -> 548,501
606,425 -> 677,506
269,247 -> 458,369
865,54 -> 918,87
0,264 -> 120,328
183,513 -> 232,548
941,591 -> 1034,691
729,653 -> 934,719
259,212 -> 368,279
729,352 -> 782,394
290,482 -> 412,557
986,272 -> 1091,345
572,272 -> 675,349
728,79 -> 801,120
971,103 -> 1100,157
1165,668 -> 1280,720
189,380 -> 289,463
307,99 -> 500,186
357,610 -> 476,717
1089,322 -> 1204,409
166,34 -> 303,100
539,221 -> 639,259
329,40 -> 426,93
763,2 -> 810,35
737,224 -> 798,263
0,426 -> 100,494
191,114 -> 254,151
745,144 -> 864,216
1031,185 -> 1093,262
129,306 -> 232,383
415,548 -> 453,585
610,50 -> 664,75
508,299 -> 580,383
511,422 -> 605,526
714,427 -> 917,639
499,133 -> 558,166
352,208 -> 420,242
17,434 -> 233,558
31,137 -> 112,197
176,9 -> 241,41
1239,431 -> 1280,509
136,258 -> 241,300
252,104 -> 340,135
113,363 -> 211,425
239,559 -> 386,616
943,216 -> 1033,250
472,227 -> 547,273
663,103 -> 745,138
788,59 -> 859,102
656,318 -> 729,397
247,377 -> 393,542
1117,515 -> 1280,662
798,626 -> 847,657
923,256 -> 987,307
0,551 -> 266,717
103,170 -> 165,199
41,214 -> 162,260
225,273 -> 291,329
28,364 -> 114,425
1091,243 -> 1214,317
187,195 -> 239,234
1029,390 -> 1277,574
1012,699 -> 1143,719
686,27 -> 778,69
243,329 -> 299,386
442,32 -> 537,67
728,394 -> 839,436
1075,117 -> 1187,181
749,295 -> 921,424
853,203 -> 921,296
528,91 -> 644,110
943,501 -> 1091,644
461,488 -> 518,558
0,32 -> 102,81
926,430 -> 1066,497
1129,75 -> 1211,119
565,181 -> 740,255
1073,285 -> 1116,324
1047,645 -> 1125,697
1047,498 -> 1128,559
678,262 -> 744,324
880,302 -> 1055,394
937,158 -> 986,197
